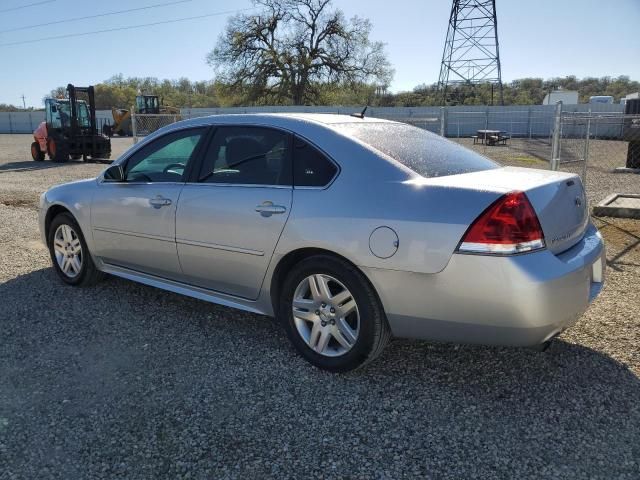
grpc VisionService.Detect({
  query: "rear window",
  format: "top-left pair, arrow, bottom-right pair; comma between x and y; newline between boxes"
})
335,123 -> 499,178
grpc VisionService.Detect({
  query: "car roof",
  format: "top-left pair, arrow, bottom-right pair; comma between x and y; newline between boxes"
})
176,112 -> 398,130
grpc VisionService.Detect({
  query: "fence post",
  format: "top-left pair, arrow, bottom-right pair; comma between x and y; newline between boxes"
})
439,107 -> 447,137
8,112 -> 12,134
550,101 -> 563,170
527,107 -> 532,139
131,106 -> 137,144
582,109 -> 591,183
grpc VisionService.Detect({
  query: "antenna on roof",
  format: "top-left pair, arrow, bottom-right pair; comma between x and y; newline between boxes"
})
350,106 -> 367,119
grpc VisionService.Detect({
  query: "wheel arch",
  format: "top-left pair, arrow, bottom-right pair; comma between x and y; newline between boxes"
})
269,247 -> 383,314
44,204 -> 74,241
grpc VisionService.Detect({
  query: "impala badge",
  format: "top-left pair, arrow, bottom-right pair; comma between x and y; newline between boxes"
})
575,196 -> 582,207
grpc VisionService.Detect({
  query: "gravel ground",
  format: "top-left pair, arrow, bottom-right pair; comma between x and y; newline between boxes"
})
1,134 -> 639,479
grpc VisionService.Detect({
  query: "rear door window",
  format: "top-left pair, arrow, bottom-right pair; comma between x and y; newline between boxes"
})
198,126 -> 291,186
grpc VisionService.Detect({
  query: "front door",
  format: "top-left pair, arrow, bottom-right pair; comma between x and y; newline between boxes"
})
176,126 -> 292,299
91,127 -> 207,279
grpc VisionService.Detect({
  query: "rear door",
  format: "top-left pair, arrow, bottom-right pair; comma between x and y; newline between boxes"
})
176,126 -> 292,299
91,127 -> 207,279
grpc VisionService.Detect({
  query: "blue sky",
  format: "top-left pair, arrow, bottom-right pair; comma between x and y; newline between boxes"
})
0,0 -> 638,107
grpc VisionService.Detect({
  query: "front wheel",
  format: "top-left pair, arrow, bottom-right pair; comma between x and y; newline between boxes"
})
279,255 -> 390,372
47,138 -> 69,163
31,142 -> 45,161
47,212 -> 104,287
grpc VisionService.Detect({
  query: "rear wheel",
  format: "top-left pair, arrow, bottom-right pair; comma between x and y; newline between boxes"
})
279,255 -> 390,372
47,212 -> 103,287
47,138 -> 69,163
30,142 -> 44,161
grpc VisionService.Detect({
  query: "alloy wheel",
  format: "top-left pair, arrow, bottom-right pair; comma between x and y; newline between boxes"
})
53,224 -> 83,278
292,274 -> 360,357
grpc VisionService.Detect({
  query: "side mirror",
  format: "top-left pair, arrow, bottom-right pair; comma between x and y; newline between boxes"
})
103,164 -> 124,182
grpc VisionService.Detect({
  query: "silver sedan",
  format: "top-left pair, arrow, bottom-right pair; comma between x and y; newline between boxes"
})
39,114 -> 605,371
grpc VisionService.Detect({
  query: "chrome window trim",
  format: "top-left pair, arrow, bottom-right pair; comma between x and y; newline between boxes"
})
98,181 -> 186,187
183,182 -> 292,190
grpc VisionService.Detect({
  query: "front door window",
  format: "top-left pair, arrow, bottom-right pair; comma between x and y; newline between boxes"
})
124,128 -> 206,182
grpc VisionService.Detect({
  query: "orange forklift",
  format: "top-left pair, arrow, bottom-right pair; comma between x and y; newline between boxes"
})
31,84 -> 111,162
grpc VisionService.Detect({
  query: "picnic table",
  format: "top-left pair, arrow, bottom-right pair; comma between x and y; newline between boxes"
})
473,129 -> 510,146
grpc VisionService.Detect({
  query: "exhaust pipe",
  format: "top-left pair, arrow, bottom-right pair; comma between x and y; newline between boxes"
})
529,340 -> 553,352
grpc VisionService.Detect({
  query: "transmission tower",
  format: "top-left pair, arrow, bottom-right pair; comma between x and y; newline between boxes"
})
437,0 -> 504,105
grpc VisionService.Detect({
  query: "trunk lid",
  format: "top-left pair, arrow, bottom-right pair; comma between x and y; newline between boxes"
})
422,166 -> 589,255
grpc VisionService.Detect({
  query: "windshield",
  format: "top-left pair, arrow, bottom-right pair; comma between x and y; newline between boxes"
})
335,122 -> 499,178
48,100 -> 90,129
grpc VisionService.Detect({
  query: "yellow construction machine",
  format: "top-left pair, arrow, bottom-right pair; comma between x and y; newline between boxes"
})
103,95 -> 181,137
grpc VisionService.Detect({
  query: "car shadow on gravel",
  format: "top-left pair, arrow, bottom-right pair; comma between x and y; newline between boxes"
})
2,268 -> 639,478
0,160 -> 92,173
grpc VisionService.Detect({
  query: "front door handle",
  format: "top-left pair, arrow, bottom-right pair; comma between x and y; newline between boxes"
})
255,201 -> 287,217
149,195 -> 172,209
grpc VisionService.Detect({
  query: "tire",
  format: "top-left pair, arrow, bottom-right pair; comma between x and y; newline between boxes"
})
279,255 -> 390,372
47,138 -> 69,163
30,142 -> 45,161
47,212 -> 104,287
71,154 -> 83,160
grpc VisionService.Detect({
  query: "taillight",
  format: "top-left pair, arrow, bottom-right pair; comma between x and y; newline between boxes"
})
458,191 -> 545,255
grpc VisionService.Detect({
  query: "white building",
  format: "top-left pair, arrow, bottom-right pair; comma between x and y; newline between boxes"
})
620,92 -> 639,105
542,90 -> 579,105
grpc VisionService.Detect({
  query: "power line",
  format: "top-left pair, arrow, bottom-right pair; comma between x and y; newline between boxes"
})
0,0 -> 193,33
0,7 -> 255,47
0,0 -> 55,13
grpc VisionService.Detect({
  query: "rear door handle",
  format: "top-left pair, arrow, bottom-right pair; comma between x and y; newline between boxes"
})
149,195 -> 172,208
255,201 -> 287,217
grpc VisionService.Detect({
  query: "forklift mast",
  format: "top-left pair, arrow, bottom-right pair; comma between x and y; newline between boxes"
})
67,84 -> 97,136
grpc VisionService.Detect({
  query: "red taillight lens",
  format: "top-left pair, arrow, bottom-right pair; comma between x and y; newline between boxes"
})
458,191 -> 545,254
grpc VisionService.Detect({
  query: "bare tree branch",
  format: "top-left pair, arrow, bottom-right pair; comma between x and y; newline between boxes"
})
206,0 -> 393,105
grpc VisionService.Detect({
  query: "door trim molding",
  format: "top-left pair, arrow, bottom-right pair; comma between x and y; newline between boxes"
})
93,226 -> 174,243
176,237 -> 264,256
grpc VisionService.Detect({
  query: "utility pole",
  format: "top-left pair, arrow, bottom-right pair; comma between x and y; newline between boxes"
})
437,0 -> 504,106
20,94 -> 26,109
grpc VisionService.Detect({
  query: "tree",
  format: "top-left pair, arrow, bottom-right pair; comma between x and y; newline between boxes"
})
206,0 -> 393,105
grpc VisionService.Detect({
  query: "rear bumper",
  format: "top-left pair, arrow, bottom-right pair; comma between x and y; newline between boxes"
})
362,223 -> 605,347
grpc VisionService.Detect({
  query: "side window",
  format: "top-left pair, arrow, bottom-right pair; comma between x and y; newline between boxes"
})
47,101 -> 61,129
293,137 -> 337,187
198,126 -> 291,186
124,128 -> 205,182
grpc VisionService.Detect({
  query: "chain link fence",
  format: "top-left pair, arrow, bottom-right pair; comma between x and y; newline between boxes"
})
552,112 -> 640,205
131,113 -> 182,143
